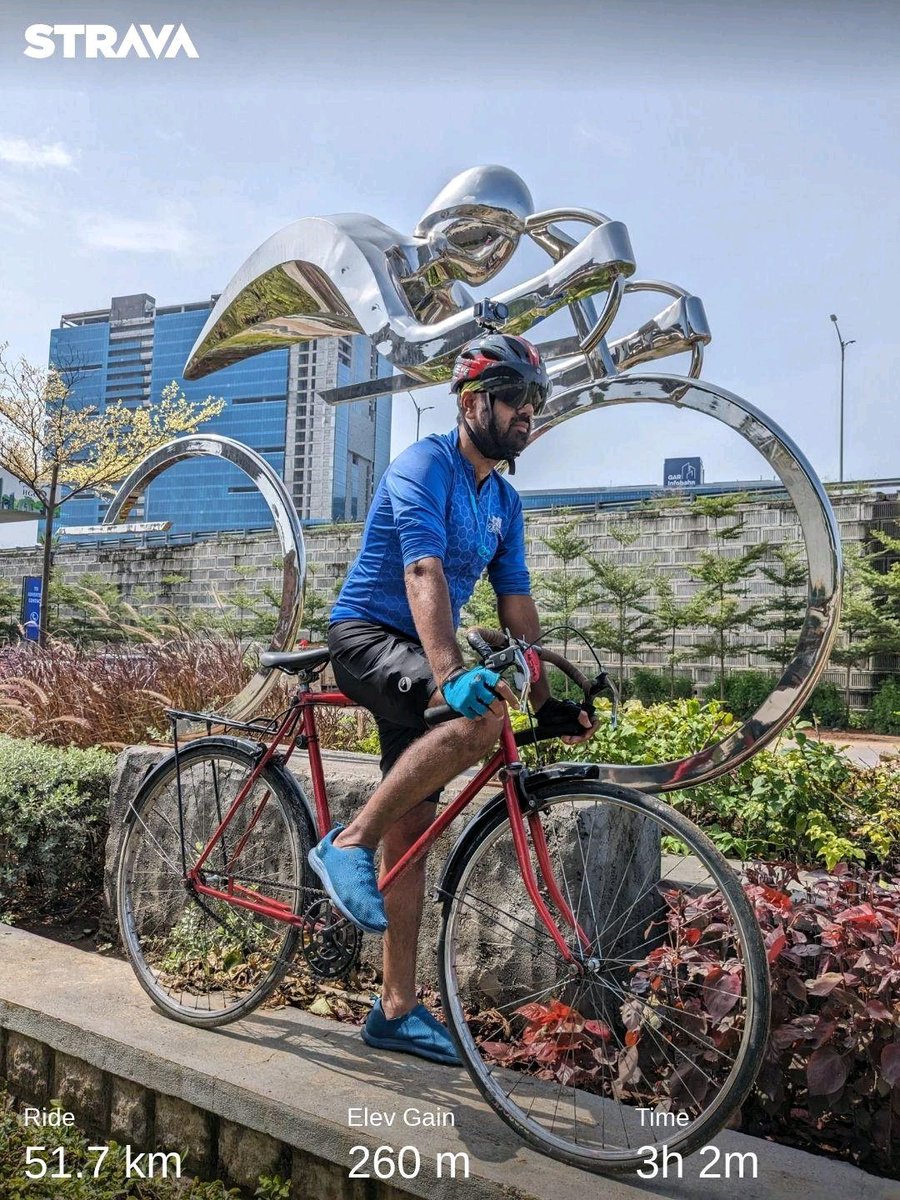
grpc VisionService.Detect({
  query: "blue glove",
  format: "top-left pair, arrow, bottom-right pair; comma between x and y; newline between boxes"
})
442,666 -> 501,719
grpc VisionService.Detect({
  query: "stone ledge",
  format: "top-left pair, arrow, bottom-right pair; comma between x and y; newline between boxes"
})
0,926 -> 892,1200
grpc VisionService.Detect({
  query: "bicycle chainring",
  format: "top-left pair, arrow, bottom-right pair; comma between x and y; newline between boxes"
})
299,896 -> 362,979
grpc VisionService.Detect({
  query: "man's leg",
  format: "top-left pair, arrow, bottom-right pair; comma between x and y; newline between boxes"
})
378,799 -> 437,1018
334,709 -> 501,853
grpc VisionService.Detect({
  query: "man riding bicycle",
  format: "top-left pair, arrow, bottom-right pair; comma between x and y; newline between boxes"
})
308,332 -> 596,1064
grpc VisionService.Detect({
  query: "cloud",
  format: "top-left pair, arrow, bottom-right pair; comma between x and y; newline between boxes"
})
77,211 -> 196,255
0,178 -> 41,227
0,136 -> 73,169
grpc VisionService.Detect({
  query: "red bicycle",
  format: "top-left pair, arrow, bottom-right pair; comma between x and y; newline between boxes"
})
117,628 -> 769,1173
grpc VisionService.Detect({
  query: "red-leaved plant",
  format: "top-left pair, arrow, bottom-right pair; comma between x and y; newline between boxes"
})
742,863 -> 899,1174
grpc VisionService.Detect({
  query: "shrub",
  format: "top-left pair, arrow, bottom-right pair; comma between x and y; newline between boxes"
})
0,735 -> 114,922
871,676 -> 900,735
630,667 -> 693,704
740,864 -> 900,1176
801,681 -> 848,729
0,637 -> 268,749
703,670 -> 775,719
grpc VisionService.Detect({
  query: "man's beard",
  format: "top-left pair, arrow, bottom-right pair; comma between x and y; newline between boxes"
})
465,406 -> 530,464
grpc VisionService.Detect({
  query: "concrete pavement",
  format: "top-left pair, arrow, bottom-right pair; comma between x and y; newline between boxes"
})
0,925 -> 894,1200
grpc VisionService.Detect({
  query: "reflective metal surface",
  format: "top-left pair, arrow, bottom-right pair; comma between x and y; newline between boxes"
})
103,435 -> 305,723
184,165 -> 636,381
531,373 -> 843,791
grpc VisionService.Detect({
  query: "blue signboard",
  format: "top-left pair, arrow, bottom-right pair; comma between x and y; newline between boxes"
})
663,457 -> 704,488
21,575 -> 42,641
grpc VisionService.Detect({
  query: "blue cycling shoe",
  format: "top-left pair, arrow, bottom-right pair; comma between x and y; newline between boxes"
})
307,826 -> 388,935
362,999 -> 462,1065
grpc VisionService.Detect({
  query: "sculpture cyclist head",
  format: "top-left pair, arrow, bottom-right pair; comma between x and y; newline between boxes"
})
414,165 -> 535,286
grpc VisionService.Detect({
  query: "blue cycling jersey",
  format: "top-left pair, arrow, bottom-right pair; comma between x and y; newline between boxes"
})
330,428 -> 530,639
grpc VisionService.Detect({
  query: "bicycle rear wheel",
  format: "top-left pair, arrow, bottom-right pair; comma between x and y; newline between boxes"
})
117,738 -> 314,1027
438,780 -> 770,1172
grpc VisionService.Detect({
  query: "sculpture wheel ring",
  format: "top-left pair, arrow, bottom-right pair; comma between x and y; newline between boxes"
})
102,434 -> 306,725
531,372 -> 843,791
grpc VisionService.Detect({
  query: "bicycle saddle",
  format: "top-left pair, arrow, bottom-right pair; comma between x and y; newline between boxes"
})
260,647 -> 331,673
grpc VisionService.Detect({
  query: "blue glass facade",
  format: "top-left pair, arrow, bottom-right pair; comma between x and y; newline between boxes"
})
50,297 -> 392,536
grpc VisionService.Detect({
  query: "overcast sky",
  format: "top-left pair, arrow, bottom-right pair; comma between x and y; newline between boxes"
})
0,0 -> 897,492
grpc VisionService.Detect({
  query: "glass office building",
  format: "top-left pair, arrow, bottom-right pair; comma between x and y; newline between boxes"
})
50,294 -> 392,534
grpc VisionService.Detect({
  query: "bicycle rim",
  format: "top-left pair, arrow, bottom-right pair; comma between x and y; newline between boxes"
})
438,781 -> 770,1172
117,741 -> 309,1027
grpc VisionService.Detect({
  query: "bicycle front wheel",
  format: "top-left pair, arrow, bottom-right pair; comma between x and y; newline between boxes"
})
117,738 -> 313,1027
438,781 -> 770,1173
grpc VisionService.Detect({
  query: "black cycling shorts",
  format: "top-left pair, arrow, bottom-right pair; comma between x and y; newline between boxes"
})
327,619 -> 442,804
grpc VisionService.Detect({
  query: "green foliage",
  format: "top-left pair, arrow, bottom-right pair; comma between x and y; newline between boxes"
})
587,524 -> 661,685
629,667 -> 693,705
0,1089 -> 241,1198
515,701 -> 899,869
254,1176 -> 292,1200
460,575 -> 497,629
0,577 -> 19,642
652,577 -> 695,697
703,670 -> 776,719
688,493 -> 770,700
829,543 -> 884,710
870,675 -> 900,735
0,735 -> 114,922
800,681 -> 848,729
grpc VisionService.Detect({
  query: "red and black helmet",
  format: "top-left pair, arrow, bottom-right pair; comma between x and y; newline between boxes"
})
451,333 -> 550,414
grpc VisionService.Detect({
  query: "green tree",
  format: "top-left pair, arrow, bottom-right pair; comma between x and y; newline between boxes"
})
866,528 -> 900,645
653,576 -> 697,698
0,578 -> 19,642
588,524 -> 662,686
689,494 -> 769,700
756,544 -> 807,672
0,345 -> 223,646
460,574 -> 498,629
537,518 -> 598,665
829,543 -> 891,713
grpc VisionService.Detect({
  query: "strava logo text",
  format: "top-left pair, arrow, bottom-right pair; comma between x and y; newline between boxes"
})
24,24 -> 199,60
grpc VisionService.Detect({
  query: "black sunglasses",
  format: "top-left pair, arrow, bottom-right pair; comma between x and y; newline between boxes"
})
484,381 -> 548,415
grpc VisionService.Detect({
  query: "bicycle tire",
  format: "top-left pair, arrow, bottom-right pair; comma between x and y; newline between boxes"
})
437,780 -> 770,1173
117,737 -> 315,1028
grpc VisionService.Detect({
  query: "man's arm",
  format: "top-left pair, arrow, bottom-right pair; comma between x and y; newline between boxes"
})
405,558 -> 515,719
404,557 -> 465,692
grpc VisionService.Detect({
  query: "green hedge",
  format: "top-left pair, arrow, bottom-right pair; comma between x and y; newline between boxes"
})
0,736 -> 114,923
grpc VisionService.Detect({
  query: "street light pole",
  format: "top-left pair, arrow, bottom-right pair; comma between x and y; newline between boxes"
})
408,392 -> 435,441
829,314 -> 855,484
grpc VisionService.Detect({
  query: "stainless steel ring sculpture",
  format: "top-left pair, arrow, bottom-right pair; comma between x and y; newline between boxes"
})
171,164 -> 841,789
531,374 -> 843,791
102,434 -> 305,721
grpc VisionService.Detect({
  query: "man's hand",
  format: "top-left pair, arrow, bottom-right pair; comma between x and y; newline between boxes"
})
442,666 -> 517,720
534,696 -> 599,746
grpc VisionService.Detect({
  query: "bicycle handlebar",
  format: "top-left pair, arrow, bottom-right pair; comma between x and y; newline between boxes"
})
423,627 -> 613,736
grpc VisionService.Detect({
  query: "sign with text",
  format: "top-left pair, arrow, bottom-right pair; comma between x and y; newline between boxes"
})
21,575 -> 42,641
663,457 -> 704,488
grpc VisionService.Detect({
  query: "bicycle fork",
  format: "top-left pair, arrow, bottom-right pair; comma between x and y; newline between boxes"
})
500,728 -> 592,970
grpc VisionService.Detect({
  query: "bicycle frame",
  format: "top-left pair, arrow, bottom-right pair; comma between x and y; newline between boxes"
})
182,681 -> 588,965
